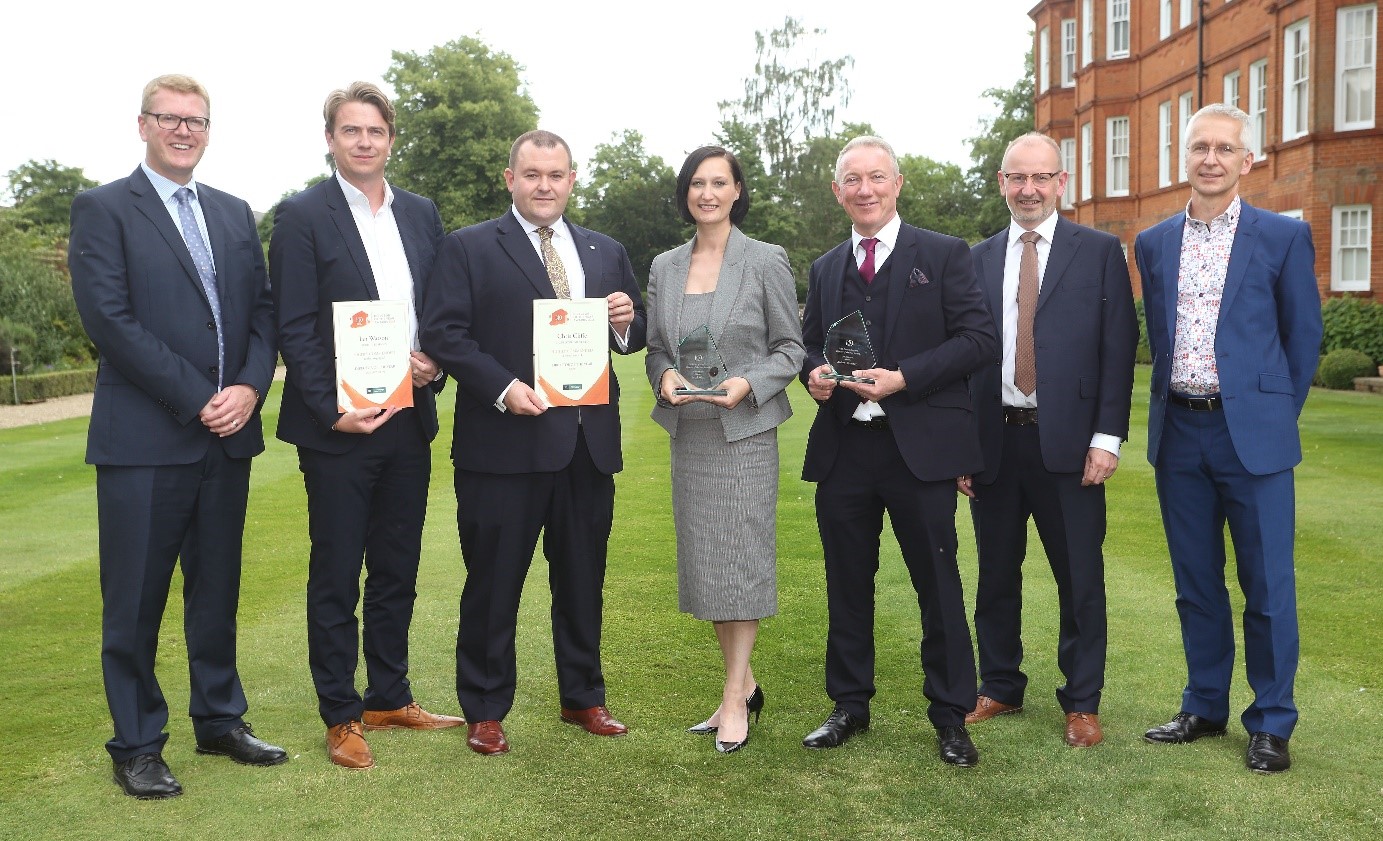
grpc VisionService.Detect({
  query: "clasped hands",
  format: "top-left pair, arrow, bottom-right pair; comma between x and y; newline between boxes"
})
658,368 -> 751,410
806,363 -> 906,403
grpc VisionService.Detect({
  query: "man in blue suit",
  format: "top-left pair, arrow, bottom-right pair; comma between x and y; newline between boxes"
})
70,74 -> 285,799
1135,104 -> 1322,774
270,82 -> 463,771
420,130 -> 646,755
798,136 -> 997,766
960,133 -> 1137,749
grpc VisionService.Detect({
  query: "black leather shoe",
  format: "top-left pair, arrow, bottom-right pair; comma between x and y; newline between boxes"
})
937,725 -> 978,767
1143,712 -> 1228,744
113,753 -> 182,799
195,722 -> 288,766
802,708 -> 868,749
1246,732 -> 1290,774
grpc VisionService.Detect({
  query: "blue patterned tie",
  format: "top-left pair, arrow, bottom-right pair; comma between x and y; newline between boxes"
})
174,187 -> 223,389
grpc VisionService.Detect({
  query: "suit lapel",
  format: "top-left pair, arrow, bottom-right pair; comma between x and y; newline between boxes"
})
978,231 -> 1006,336
498,210 -> 556,297
324,177 -> 380,300
1038,218 -> 1081,311
1160,214 -> 1185,342
664,239 -> 693,346
391,192 -> 429,309
129,171 -> 214,310
883,225 -> 916,353
570,221 -> 603,297
1219,202 -> 1259,319
707,227 -> 748,338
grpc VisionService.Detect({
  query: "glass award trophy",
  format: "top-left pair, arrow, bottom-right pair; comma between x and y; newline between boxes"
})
674,325 -> 730,396
823,310 -> 877,384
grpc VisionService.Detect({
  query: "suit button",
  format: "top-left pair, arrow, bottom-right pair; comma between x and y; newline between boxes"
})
207,321 -> 215,330
209,365 -> 219,374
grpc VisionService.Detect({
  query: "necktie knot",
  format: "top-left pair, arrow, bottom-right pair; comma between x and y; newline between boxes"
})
1020,231 -> 1040,246
175,187 -> 194,206
538,226 -> 554,243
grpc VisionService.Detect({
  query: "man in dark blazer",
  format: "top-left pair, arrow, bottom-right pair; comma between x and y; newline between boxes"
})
69,74 -> 285,799
420,130 -> 646,756
798,136 -> 997,766
959,132 -> 1137,749
270,82 -> 462,771
1135,104 -> 1322,775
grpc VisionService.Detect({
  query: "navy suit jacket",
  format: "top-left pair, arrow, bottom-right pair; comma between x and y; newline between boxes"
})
419,210 -> 647,475
70,166 -> 277,466
270,176 -> 446,454
970,217 -> 1138,482
800,221 -> 997,483
1134,201 -> 1322,475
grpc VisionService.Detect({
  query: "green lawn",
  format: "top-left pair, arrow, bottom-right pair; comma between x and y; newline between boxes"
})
1,358 -> 1378,840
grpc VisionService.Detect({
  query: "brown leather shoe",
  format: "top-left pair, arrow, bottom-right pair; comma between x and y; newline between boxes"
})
560,705 -> 629,736
467,720 -> 509,755
1065,712 -> 1103,748
362,702 -> 465,730
327,721 -> 374,769
965,695 -> 1023,724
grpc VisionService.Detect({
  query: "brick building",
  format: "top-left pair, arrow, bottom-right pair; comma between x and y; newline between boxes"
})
1029,0 -> 1380,298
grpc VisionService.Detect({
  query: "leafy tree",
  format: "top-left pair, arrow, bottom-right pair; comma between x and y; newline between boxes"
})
897,155 -> 985,244
385,37 -> 539,230
966,52 -> 1036,239
4,159 -> 99,234
0,225 -> 94,367
257,174 -> 329,251
571,130 -> 686,286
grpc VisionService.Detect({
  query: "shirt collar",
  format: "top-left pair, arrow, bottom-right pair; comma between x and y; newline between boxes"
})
336,171 -> 393,211
852,212 -> 901,252
1184,194 -> 1241,231
141,162 -> 196,203
1006,211 -> 1059,249
511,205 -> 570,239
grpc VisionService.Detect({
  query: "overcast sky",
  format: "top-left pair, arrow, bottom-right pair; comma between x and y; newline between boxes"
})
2,1 -> 1033,212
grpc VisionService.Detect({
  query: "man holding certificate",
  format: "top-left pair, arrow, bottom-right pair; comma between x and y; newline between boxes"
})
420,129 -> 646,756
271,82 -> 460,770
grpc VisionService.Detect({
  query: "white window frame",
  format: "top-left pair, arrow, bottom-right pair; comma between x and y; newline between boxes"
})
1180,0 -> 1193,28
1158,101 -> 1173,187
1060,138 -> 1077,208
1336,4 -> 1377,131
1283,19 -> 1310,141
1332,205 -> 1373,292
1223,70 -> 1241,110
1280,209 -> 1304,220
1039,26 -> 1051,93
1178,92 -> 1194,183
1081,122 -> 1093,200
1082,0 -> 1094,67
1108,0 -> 1130,60
1161,0 -> 1174,40
1250,59 -> 1269,157
1107,117 -> 1129,197
1061,19 -> 1078,87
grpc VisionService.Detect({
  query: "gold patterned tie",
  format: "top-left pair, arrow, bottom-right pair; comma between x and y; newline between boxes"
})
1015,231 -> 1040,396
537,226 -> 571,299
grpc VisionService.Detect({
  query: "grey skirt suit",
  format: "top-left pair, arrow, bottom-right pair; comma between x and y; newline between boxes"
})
645,227 -> 806,620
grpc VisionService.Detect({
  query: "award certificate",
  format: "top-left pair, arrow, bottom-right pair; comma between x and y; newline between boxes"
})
533,298 -> 610,407
332,300 -> 414,412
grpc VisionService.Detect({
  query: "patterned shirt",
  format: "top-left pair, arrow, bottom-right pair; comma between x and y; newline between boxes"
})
1171,195 -> 1241,395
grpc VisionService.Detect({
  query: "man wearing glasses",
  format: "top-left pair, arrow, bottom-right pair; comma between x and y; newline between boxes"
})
70,74 -> 285,799
1135,104 -> 1322,774
959,132 -> 1137,749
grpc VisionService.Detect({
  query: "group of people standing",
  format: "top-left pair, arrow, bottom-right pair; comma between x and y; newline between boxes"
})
68,73 -> 1320,800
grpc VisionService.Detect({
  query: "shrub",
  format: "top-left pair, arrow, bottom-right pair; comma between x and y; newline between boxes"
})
1315,348 -> 1376,390
0,367 -> 96,405
1320,297 -> 1383,365
0,228 -> 96,368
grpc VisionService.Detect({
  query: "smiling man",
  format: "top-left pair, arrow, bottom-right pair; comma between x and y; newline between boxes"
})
1135,104 -> 1322,775
798,135 -> 996,766
269,82 -> 460,770
70,74 -> 284,799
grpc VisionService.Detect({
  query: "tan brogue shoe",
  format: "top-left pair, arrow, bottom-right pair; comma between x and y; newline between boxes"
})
327,720 -> 374,769
1065,712 -> 1103,748
467,720 -> 509,755
363,702 -> 466,730
560,705 -> 629,736
965,695 -> 1023,724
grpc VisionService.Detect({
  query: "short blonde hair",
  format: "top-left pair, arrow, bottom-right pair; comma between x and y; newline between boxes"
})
141,74 -> 210,114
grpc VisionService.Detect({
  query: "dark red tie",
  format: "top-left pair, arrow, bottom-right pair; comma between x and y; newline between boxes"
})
859,237 -> 878,283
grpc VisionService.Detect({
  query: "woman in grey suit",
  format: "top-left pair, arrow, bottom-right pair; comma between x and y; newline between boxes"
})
645,146 -> 805,754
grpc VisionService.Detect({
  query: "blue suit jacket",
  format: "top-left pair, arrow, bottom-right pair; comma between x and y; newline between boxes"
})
1134,201 -> 1322,475
70,166 -> 277,466
419,210 -> 647,475
799,221 -> 997,483
970,217 -> 1138,481
270,176 -> 446,454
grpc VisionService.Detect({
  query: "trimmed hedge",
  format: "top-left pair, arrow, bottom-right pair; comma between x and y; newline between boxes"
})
1,367 -> 96,405
1321,297 -> 1383,365
1316,349 -> 1376,390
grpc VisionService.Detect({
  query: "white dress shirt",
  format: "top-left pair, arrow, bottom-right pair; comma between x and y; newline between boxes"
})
338,172 -> 419,350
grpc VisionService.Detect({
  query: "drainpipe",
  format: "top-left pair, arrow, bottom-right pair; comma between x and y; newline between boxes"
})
1196,0 -> 1206,106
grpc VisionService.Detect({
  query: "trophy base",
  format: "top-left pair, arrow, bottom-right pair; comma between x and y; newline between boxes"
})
674,387 -> 729,397
824,373 -> 876,385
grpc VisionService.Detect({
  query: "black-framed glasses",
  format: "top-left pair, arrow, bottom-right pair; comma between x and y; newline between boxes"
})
143,112 -> 210,132
1001,172 -> 1061,187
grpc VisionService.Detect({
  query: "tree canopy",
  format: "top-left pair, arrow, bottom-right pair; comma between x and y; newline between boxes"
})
966,52 -> 1037,239
4,159 -> 98,234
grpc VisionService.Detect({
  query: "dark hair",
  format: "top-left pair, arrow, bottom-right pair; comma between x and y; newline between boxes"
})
509,129 -> 573,171
675,146 -> 750,225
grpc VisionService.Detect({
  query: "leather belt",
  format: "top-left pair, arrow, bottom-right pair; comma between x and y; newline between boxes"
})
849,416 -> 890,431
1002,406 -> 1039,425
1168,392 -> 1222,411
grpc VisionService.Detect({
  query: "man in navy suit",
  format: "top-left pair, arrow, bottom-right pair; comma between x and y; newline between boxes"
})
959,133 -> 1137,749
798,136 -> 997,766
70,74 -> 285,799
420,130 -> 646,755
1136,104 -> 1322,774
270,82 -> 463,770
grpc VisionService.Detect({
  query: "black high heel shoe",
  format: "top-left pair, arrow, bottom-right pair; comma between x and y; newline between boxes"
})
715,686 -> 764,754
687,685 -> 765,735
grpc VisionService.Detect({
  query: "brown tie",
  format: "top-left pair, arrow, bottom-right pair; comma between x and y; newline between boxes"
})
1015,231 -> 1040,396
859,237 -> 878,283
537,226 -> 571,299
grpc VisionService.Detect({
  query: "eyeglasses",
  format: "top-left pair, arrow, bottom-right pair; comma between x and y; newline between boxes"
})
1001,172 -> 1061,187
839,173 -> 895,188
1187,144 -> 1244,159
143,112 -> 210,132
